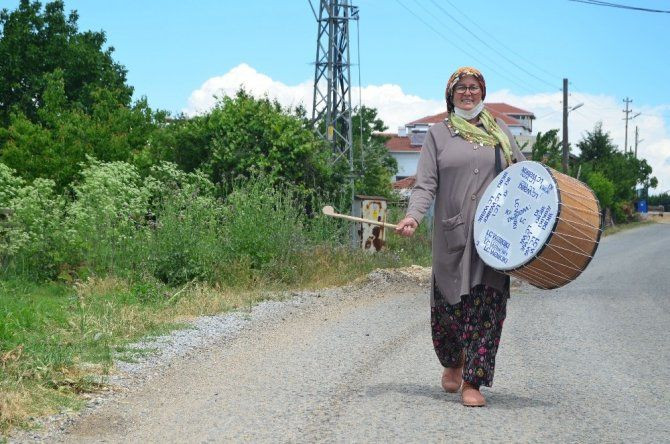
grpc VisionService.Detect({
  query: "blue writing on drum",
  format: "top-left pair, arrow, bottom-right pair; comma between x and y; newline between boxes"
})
540,181 -> 555,195
476,192 -> 503,224
533,205 -> 555,231
519,226 -> 542,257
504,198 -> 529,230
496,171 -> 510,188
521,166 -> 543,184
518,180 -> 539,199
482,229 -> 510,264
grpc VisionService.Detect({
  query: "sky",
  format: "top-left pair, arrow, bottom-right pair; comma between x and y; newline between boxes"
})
9,0 -> 670,193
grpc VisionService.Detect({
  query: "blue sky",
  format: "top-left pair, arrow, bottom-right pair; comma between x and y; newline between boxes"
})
8,0 -> 670,192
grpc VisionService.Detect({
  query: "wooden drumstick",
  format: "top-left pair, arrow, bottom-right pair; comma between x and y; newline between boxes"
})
321,205 -> 399,230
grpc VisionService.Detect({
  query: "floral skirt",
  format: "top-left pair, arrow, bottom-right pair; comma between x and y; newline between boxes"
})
431,282 -> 508,388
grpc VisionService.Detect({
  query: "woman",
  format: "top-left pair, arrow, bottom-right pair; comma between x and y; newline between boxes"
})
395,67 -> 525,407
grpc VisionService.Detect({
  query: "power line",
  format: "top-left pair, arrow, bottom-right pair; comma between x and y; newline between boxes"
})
568,0 -> 670,13
393,0 -> 543,95
443,0 -> 563,83
426,0 -> 559,90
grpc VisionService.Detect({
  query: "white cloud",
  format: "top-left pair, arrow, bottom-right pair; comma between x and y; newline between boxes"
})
184,63 -> 312,115
185,64 -> 670,194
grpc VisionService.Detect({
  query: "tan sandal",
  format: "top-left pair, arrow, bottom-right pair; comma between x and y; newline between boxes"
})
440,351 -> 465,393
441,367 -> 463,393
461,382 -> 486,407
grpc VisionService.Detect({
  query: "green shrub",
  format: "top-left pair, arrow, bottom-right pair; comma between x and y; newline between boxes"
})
586,171 -> 614,210
220,175 -> 307,283
66,159 -> 150,274
4,179 -> 69,279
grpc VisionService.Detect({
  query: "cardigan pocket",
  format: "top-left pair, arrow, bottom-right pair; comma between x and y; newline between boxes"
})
441,213 -> 466,252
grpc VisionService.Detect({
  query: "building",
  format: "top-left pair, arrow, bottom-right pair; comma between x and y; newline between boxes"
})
384,103 -> 536,182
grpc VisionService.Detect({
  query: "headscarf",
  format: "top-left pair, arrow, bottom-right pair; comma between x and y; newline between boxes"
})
444,66 -> 512,166
445,66 -> 486,113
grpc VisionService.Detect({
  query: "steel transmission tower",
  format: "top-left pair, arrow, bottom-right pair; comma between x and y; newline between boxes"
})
310,0 -> 358,166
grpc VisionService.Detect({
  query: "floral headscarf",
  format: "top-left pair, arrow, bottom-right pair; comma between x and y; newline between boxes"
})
445,66 -> 486,113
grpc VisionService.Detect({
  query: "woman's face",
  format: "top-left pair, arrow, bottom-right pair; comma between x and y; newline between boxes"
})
452,75 -> 482,111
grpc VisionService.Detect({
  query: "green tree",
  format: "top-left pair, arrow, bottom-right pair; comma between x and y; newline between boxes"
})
575,123 -> 657,222
153,90 -> 343,197
577,122 -> 616,163
530,129 -> 562,170
351,106 -> 398,197
0,0 -> 132,126
0,71 -> 162,190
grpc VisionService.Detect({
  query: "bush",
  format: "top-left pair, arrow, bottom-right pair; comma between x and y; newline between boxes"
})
220,175 -> 306,282
141,166 -> 223,285
0,164 -> 69,279
5,179 -> 69,279
66,159 -> 150,274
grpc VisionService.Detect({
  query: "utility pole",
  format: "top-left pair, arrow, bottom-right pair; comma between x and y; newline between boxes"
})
310,0 -> 358,243
623,97 -> 632,153
562,78 -> 569,173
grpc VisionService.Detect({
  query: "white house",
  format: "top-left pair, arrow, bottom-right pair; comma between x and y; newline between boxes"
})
384,103 -> 536,182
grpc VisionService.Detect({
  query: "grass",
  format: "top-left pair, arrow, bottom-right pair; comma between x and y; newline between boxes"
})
601,218 -> 656,237
0,235 -> 431,435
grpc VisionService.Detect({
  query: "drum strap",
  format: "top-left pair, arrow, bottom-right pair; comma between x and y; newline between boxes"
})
495,144 -> 503,174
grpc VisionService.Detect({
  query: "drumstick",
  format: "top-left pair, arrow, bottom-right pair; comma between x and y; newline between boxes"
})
321,205 -> 399,230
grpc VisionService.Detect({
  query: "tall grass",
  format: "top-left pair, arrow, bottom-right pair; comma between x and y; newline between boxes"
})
0,159 -> 432,433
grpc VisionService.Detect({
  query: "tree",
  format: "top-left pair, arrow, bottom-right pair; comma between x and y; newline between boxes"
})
575,123 -> 657,222
351,106 -> 397,197
577,122 -> 616,163
153,90 -> 342,197
0,0 -> 132,126
530,129 -> 562,170
0,70 -> 161,190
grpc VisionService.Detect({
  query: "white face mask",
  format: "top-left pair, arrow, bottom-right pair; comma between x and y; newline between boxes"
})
453,101 -> 485,120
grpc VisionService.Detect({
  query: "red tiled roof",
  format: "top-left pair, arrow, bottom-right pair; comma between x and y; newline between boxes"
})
408,111 -> 448,125
486,107 -> 521,126
385,135 -> 422,152
486,103 -> 535,117
387,102 -> 535,152
407,104 -> 530,127
392,176 -> 416,189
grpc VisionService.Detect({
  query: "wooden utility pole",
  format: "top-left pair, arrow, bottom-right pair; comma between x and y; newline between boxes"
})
623,97 -> 632,153
562,78 -> 569,173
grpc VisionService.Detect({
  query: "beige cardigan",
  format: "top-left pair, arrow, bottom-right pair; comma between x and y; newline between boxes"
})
406,119 -> 526,305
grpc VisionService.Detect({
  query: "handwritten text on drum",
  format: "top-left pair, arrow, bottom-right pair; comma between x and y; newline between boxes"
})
504,199 -> 530,230
476,173 -> 511,225
482,229 -> 510,264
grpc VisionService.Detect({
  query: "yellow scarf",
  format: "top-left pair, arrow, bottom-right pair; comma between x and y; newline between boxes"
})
447,109 -> 512,166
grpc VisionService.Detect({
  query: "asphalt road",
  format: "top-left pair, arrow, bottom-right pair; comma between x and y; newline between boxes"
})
58,223 -> 670,443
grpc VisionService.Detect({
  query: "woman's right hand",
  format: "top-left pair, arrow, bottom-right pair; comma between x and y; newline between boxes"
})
395,216 -> 418,237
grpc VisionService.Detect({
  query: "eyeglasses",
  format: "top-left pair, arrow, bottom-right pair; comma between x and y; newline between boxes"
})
454,85 -> 481,94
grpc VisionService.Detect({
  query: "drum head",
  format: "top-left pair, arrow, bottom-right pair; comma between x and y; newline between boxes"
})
473,161 -> 559,271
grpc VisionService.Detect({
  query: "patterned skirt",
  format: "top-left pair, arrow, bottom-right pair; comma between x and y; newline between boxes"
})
431,282 -> 508,388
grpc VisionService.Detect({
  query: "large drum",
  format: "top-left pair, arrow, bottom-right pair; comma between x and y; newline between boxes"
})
473,161 -> 602,289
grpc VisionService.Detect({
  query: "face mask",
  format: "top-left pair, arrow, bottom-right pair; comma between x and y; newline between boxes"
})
453,100 -> 485,120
